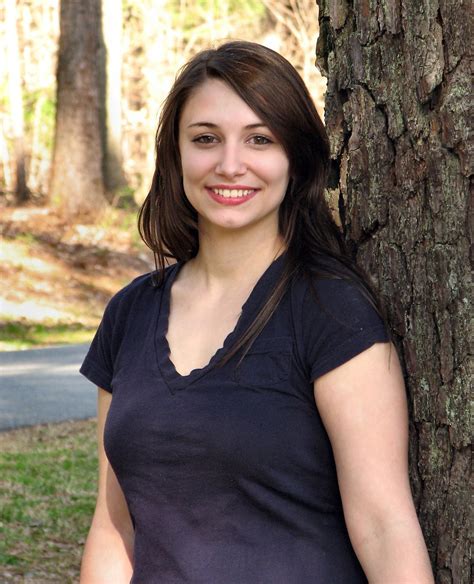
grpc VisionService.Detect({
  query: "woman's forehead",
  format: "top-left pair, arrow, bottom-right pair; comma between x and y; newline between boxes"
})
180,79 -> 264,129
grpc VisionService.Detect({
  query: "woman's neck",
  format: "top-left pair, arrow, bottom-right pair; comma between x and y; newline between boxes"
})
183,226 -> 285,289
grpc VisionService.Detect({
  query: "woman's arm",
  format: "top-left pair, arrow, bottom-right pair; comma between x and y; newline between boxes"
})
314,343 -> 434,584
80,388 -> 134,584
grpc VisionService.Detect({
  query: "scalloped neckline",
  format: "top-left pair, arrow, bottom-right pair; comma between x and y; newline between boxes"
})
154,255 -> 286,392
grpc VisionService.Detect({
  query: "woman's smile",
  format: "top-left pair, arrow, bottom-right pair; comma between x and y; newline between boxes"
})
206,185 -> 260,205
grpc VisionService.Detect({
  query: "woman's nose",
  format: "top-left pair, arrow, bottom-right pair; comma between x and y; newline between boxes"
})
215,144 -> 246,177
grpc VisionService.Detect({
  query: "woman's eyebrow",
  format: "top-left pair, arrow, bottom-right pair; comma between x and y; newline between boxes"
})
187,122 -> 218,128
186,122 -> 269,129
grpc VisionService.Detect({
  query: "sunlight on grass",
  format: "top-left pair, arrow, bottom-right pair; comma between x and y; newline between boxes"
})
0,239 -> 60,276
0,322 -> 95,351
0,299 -> 68,323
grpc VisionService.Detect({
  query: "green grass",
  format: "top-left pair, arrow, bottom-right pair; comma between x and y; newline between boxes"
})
0,419 -> 97,582
0,322 -> 96,351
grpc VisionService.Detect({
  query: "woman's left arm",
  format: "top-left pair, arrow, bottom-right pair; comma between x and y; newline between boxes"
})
314,342 -> 434,584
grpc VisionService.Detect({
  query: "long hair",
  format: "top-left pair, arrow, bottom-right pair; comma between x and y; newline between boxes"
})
138,41 -> 387,360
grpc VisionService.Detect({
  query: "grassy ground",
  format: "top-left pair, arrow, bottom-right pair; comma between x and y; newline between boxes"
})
0,322 -> 96,351
0,419 -> 97,583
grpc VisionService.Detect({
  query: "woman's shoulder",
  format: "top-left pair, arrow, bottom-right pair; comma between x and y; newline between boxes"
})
291,266 -> 385,334
289,264 -> 389,381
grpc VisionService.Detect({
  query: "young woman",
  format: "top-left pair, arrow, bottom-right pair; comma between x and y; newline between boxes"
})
80,41 -> 434,583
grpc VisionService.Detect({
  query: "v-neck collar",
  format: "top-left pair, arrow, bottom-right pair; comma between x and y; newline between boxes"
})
154,254 -> 286,392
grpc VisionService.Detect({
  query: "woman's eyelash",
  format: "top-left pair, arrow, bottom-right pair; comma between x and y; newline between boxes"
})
192,135 -> 216,144
250,135 -> 273,145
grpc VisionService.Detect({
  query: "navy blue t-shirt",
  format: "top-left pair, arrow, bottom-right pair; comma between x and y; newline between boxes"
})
80,255 -> 389,583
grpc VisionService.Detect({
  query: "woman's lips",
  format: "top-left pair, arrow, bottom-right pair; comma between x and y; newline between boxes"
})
206,187 -> 259,206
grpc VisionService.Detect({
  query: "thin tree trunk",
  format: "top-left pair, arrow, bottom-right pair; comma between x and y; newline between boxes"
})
5,0 -> 30,203
103,0 -> 126,194
50,0 -> 107,218
316,1 -> 471,582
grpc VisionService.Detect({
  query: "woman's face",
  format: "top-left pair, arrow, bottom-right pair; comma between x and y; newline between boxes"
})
178,79 -> 290,236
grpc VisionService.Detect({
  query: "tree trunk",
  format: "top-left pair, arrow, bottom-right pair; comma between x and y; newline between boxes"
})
316,1 -> 471,582
5,0 -> 30,203
103,0 -> 126,195
50,0 -> 107,218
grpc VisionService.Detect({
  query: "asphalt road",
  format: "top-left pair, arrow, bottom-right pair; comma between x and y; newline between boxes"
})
0,344 -> 96,431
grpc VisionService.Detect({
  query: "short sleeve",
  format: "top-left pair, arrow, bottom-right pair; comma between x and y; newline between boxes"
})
79,295 -> 119,392
295,278 -> 390,382
79,272 -> 154,392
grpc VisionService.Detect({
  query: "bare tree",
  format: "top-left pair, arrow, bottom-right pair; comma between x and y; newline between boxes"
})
103,0 -> 126,194
50,0 -> 107,218
5,0 -> 30,202
316,1 -> 471,582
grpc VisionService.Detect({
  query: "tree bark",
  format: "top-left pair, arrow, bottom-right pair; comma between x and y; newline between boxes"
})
316,1 -> 471,582
50,0 -> 107,218
5,0 -> 30,203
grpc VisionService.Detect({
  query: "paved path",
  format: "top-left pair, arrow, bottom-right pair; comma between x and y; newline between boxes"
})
0,344 -> 96,431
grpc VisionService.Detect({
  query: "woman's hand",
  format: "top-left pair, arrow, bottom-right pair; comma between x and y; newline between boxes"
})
314,343 -> 434,583
80,388 -> 134,583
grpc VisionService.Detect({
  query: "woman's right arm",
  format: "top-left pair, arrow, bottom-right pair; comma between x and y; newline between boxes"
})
80,388 -> 134,583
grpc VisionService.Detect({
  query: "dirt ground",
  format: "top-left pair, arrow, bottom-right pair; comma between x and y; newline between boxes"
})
0,204 -> 154,337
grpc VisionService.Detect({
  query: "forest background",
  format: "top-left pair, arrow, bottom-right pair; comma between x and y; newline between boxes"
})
0,1 -> 471,583
1,0 -> 325,207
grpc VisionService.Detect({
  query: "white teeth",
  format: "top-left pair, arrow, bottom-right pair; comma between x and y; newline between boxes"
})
213,188 -> 254,198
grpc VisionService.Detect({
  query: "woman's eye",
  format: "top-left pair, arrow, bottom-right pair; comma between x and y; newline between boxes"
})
193,135 -> 217,144
250,135 -> 272,145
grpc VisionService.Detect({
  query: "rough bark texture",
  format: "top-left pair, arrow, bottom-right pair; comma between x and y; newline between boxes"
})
316,1 -> 471,582
50,0 -> 107,218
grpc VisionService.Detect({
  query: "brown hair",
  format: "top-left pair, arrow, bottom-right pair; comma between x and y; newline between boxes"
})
139,41 -> 386,360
